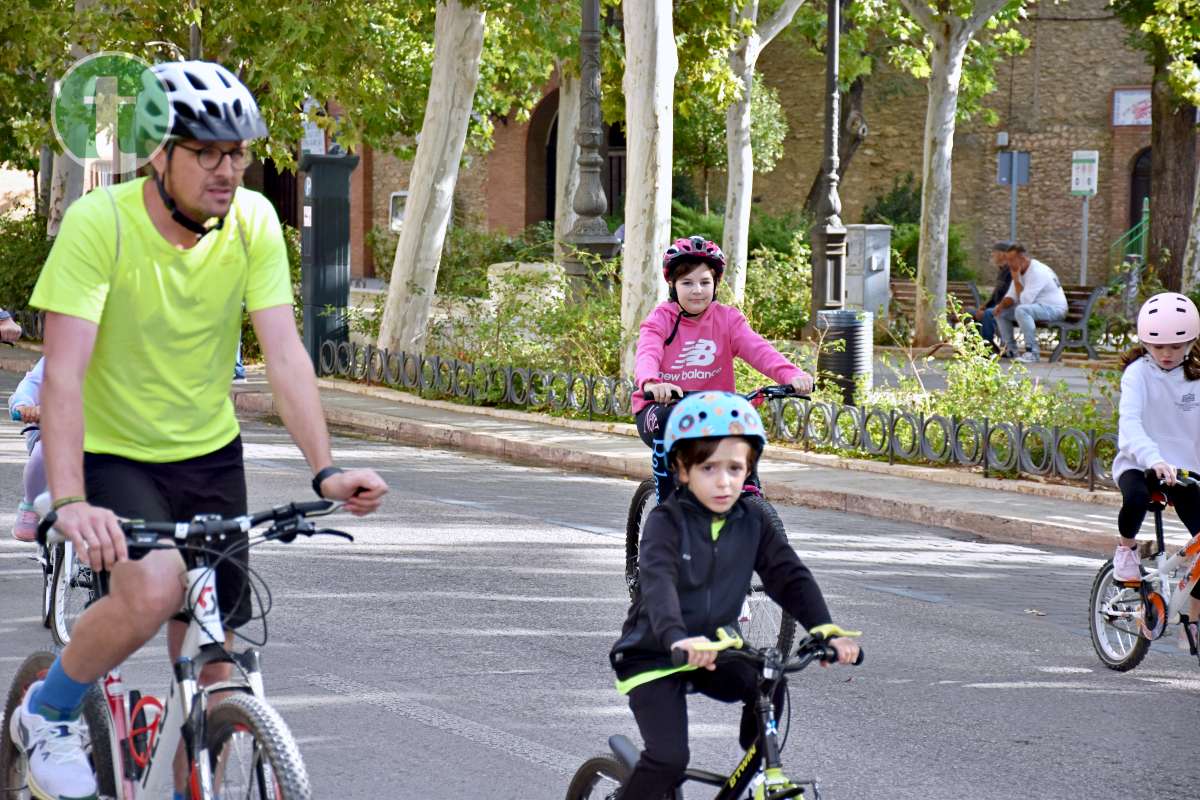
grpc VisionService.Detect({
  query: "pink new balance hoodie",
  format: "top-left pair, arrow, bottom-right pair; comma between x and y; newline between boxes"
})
632,301 -> 805,415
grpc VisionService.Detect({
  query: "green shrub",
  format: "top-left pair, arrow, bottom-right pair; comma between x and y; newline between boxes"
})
431,254 -> 624,377
740,233 -> 812,340
890,222 -> 975,282
240,224 -> 302,361
0,213 -> 53,310
863,172 -> 921,226
669,200 -> 809,256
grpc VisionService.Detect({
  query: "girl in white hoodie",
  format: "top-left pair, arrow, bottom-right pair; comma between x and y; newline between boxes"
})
1112,293 -> 1200,640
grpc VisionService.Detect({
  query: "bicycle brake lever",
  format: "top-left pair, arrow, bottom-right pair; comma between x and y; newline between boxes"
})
315,528 -> 354,542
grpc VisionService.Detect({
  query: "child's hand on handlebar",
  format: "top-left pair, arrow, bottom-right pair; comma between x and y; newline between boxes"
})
822,637 -> 861,667
1151,461 -> 1177,485
13,404 -> 39,423
643,381 -> 683,404
789,372 -> 814,395
671,636 -> 718,670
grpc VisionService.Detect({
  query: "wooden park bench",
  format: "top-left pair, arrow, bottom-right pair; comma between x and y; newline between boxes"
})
889,279 -> 981,323
967,280 -> 1107,362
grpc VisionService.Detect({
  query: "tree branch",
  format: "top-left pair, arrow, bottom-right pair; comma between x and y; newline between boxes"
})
897,0 -> 937,33
966,0 -> 1011,35
760,0 -> 806,48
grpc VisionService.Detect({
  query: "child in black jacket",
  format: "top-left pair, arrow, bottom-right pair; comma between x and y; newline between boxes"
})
609,391 -> 859,798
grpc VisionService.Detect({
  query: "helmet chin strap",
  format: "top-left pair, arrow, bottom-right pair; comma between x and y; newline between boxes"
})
155,145 -> 225,237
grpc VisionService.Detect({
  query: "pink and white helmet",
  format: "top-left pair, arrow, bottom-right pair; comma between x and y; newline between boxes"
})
1138,292 -> 1200,344
661,236 -> 726,282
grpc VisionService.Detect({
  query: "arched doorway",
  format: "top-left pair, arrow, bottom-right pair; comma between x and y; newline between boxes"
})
1130,147 -> 1151,229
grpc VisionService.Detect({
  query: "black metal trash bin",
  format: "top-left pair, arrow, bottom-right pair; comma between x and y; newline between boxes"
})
299,152 -> 360,364
815,309 -> 873,406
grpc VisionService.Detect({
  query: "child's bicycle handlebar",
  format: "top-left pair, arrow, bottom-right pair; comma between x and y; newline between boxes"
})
641,385 -> 810,404
1144,467 -> 1200,489
670,627 -> 865,670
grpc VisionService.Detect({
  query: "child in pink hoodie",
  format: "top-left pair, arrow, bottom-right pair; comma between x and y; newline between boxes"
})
634,235 -> 814,501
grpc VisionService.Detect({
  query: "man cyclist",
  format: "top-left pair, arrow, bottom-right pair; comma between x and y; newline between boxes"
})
9,60 -> 388,800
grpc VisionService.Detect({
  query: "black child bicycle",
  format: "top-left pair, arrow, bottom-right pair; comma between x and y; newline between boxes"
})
567,628 -> 863,800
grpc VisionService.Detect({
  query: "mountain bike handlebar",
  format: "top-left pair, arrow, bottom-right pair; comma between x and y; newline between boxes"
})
33,496 -> 350,549
641,385 -> 809,404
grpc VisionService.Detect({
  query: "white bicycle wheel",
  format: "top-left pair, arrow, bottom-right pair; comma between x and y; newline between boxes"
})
50,542 -> 97,648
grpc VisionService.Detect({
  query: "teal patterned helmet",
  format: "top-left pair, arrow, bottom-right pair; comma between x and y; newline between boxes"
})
663,391 -> 766,459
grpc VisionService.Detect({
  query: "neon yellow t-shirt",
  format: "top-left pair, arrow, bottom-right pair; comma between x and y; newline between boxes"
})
30,178 -> 293,462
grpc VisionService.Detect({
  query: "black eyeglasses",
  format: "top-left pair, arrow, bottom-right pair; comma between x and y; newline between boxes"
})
172,143 -> 253,172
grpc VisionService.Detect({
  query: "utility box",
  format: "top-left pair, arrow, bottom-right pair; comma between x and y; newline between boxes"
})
844,224 -> 891,318
298,152 -> 360,363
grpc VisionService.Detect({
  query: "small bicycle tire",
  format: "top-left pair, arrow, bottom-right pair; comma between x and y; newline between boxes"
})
741,495 -> 798,658
0,651 -> 116,798
565,754 -> 627,800
624,479 -> 657,600
207,693 -> 312,800
39,543 -> 54,629
1089,559 -> 1152,672
50,542 -> 97,648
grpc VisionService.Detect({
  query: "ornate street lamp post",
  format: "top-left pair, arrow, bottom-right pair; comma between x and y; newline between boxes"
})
810,0 -> 846,321
564,0 -> 620,281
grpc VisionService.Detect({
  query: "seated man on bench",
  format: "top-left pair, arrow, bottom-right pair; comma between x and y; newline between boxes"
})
992,242 -> 1067,363
962,241 -> 1014,353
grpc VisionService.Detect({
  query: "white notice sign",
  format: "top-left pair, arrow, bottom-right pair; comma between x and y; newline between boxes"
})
1071,150 -> 1099,196
303,206 -> 312,227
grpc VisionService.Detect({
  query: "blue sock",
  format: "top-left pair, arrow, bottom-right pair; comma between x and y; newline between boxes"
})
173,793 -> 186,800
30,658 -> 90,721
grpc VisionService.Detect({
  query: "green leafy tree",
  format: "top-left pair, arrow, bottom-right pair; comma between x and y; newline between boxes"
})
673,72 -> 786,215
1113,0 -> 1199,292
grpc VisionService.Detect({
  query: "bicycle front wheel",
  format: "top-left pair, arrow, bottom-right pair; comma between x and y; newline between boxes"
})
207,693 -> 311,800
624,479 -> 657,600
565,754 -> 627,800
1090,559 -> 1153,671
39,543 -> 53,629
50,542 -> 96,648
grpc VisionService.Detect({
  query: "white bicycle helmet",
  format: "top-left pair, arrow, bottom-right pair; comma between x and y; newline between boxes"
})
137,61 -> 267,236
1137,292 -> 1200,345
138,60 -> 267,144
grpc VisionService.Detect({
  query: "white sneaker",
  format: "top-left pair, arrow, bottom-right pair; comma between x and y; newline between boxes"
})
1016,351 -> 1039,364
1112,545 -> 1142,582
7,681 -> 97,800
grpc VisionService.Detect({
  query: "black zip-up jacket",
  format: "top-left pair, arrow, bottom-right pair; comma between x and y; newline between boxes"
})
610,489 -> 832,681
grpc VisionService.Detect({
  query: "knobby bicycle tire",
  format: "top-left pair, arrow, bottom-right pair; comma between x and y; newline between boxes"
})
1089,559 -> 1151,672
565,754 -> 627,800
0,651 -> 116,798
207,693 -> 312,800
624,479 -> 657,599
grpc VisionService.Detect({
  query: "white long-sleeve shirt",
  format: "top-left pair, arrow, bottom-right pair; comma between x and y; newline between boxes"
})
1112,355 -> 1200,479
1004,258 -> 1068,314
8,356 -> 43,415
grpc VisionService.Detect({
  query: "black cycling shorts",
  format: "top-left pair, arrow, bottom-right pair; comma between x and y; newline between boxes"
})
83,435 -> 251,628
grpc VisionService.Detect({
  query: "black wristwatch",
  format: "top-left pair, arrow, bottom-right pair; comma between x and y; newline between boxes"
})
311,465 -> 344,498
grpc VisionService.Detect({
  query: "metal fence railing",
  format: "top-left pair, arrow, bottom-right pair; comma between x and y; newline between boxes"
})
317,339 -> 1119,491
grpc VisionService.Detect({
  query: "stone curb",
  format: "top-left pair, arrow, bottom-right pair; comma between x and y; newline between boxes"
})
234,386 -> 1115,557
312,376 -> 1121,508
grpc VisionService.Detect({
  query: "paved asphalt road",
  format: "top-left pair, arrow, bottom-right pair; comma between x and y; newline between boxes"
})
0,374 -> 1195,799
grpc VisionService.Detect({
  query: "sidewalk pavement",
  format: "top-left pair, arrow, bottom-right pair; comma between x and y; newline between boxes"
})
1,345 -> 1149,557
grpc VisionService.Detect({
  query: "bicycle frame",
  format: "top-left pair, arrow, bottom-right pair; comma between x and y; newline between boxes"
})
98,563 -> 269,799
1102,498 -> 1200,647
